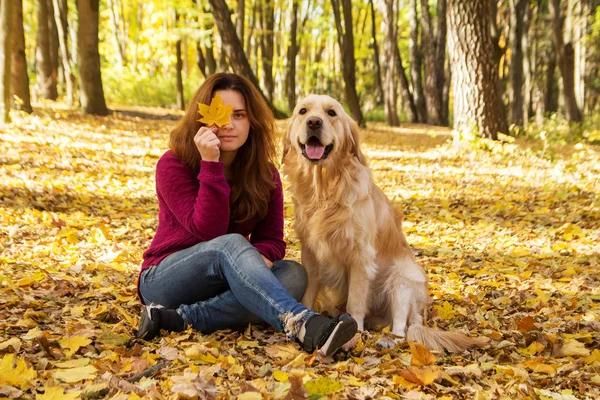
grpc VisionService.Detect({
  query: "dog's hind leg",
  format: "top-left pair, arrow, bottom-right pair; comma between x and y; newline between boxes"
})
300,248 -> 321,309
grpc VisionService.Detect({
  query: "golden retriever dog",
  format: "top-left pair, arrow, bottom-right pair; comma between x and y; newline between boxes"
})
282,94 -> 489,352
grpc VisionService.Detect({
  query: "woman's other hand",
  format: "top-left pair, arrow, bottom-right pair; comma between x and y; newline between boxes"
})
194,126 -> 220,161
261,254 -> 273,269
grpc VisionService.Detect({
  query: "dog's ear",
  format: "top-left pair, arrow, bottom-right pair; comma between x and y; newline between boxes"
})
349,118 -> 367,166
281,115 -> 295,164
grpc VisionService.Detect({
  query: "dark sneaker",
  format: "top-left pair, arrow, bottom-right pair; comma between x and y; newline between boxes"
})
136,305 -> 164,340
301,313 -> 358,357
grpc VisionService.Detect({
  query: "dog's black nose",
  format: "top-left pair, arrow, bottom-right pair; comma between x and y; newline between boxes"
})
306,117 -> 323,129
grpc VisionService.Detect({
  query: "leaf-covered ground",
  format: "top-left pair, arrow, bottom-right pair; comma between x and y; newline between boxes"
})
1,105 -> 599,399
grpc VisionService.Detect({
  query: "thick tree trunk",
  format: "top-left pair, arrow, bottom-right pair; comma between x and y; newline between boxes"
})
509,0 -> 527,126
0,0 -> 13,123
259,1 -> 274,101
544,50 -> 559,114
420,0 -> 446,126
285,0 -> 298,111
37,0 -> 58,100
549,0 -> 582,122
409,0 -> 426,122
331,0 -> 364,126
11,0 -> 32,113
208,0 -> 285,117
76,0 -> 108,115
448,0 -> 508,140
369,0 -> 383,105
53,0 -> 76,105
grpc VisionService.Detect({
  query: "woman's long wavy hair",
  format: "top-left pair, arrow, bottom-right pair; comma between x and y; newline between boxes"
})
169,73 -> 276,222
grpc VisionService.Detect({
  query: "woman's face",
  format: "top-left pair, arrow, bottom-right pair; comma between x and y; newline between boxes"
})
215,89 -> 250,156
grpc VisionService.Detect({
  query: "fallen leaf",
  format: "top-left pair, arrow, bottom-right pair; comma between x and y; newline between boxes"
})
409,340 -> 436,366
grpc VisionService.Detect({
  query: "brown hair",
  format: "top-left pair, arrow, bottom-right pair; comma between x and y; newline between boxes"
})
169,73 -> 276,222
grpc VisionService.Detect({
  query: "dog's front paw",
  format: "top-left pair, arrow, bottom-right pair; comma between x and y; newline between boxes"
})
341,332 -> 361,352
376,334 -> 404,349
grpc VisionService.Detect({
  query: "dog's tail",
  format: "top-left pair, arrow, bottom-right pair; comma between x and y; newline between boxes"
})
407,324 -> 490,353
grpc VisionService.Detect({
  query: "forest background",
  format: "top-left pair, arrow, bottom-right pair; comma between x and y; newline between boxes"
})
1,0 -> 600,399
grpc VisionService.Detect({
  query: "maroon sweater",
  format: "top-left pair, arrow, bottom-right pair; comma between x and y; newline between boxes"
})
140,150 -> 286,278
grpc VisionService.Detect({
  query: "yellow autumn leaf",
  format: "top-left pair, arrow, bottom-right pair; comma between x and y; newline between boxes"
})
37,386 -> 82,400
304,377 -> 344,396
433,301 -> 455,320
197,93 -> 233,127
54,365 -> 97,383
409,340 -> 437,366
0,337 -> 22,353
584,349 -> 600,364
237,393 -> 262,400
273,370 -> 289,382
0,354 -> 37,389
54,358 -> 90,369
523,359 -> 556,375
559,339 -> 590,357
59,336 -> 92,358
400,366 -> 440,386
519,341 -> 545,355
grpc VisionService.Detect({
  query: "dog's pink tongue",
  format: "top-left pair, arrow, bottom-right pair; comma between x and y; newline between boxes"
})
306,143 -> 325,159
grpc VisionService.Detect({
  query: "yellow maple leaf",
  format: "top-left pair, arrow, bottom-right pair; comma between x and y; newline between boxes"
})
59,336 -> 92,358
0,354 -> 37,389
54,365 -> 97,383
273,370 -> 289,382
519,341 -> 545,355
37,386 -> 81,400
433,301 -> 455,320
409,340 -> 437,366
197,93 -> 233,127
399,366 -> 440,386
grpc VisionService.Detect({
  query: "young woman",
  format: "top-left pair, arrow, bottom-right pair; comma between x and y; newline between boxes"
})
136,73 -> 357,356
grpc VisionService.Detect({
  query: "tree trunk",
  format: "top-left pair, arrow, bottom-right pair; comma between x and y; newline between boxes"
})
572,0 -> 585,114
331,0 -> 364,126
259,1 -> 274,101
409,0 -> 426,122
208,0 -> 285,118
76,0 -> 108,115
509,0 -> 527,126
11,0 -> 32,113
382,0 -> 399,126
285,0 -> 298,111
544,50 -> 559,114
447,0 -> 508,139
132,0 -> 143,71
36,0 -> 58,100
53,0 -> 76,105
369,0 -> 383,105
236,0 -> 244,42
0,0 -> 13,123
420,0 -> 446,125
176,39 -> 184,110
549,0 -> 582,122
108,0 -> 127,68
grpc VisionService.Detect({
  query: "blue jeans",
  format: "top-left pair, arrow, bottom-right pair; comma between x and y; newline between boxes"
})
138,234 -> 314,334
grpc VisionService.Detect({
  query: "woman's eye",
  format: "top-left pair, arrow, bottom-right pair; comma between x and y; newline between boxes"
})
233,113 -> 245,119
299,108 -> 307,115
327,109 -> 337,117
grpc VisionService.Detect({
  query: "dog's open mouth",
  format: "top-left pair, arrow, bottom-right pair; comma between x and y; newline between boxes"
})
300,136 -> 334,162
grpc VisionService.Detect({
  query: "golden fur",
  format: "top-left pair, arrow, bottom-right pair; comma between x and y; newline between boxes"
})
282,95 -> 489,352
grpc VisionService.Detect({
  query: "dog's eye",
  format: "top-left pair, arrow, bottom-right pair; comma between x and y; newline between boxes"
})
327,109 -> 337,117
299,108 -> 307,115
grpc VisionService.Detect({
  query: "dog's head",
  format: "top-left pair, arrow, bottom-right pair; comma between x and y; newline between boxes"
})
282,95 -> 366,166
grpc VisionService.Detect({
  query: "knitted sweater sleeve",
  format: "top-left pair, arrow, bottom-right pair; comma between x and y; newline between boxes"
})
156,155 -> 230,241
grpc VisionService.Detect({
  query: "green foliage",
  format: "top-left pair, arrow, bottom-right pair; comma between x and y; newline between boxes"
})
517,114 -> 600,145
103,67 -> 203,108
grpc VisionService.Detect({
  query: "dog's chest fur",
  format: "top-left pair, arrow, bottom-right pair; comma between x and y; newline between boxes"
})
293,164 -> 376,266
